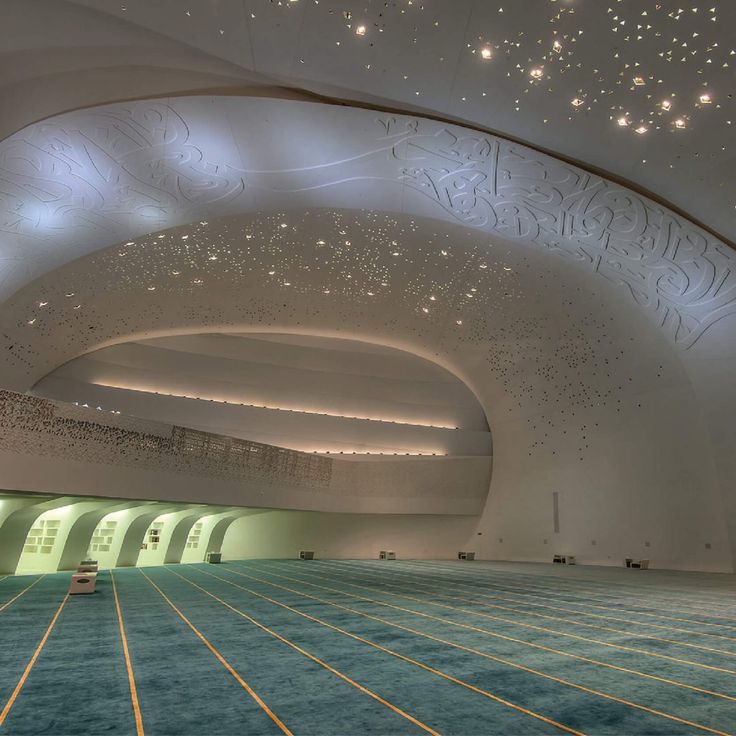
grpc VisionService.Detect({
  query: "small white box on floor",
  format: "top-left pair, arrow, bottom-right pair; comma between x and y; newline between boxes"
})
69,572 -> 97,595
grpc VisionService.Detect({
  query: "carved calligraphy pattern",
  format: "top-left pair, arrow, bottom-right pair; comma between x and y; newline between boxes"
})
386,118 -> 736,348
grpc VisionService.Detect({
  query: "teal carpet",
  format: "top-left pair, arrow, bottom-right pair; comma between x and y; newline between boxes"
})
0,560 -> 734,735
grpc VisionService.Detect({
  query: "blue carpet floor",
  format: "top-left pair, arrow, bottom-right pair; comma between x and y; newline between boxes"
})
0,560 -> 734,735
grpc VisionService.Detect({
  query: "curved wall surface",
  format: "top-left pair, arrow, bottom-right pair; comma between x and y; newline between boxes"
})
0,95 -> 734,572
35,332 -> 492,456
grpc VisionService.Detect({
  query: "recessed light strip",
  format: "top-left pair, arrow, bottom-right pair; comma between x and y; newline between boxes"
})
90,382 -> 461,430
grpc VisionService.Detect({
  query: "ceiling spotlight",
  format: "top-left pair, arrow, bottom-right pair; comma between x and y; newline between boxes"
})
635,125 -> 648,134
699,93 -> 712,104
617,116 -> 630,127
480,47 -> 492,60
674,118 -> 687,129
552,40 -> 562,53
571,98 -> 584,107
660,99 -> 672,111
633,76 -> 646,86
529,67 -> 544,79
356,24 -> 366,35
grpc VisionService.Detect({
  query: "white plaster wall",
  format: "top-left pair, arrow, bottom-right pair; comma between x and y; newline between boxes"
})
0,92 -> 734,574
136,512 -> 184,567
88,506 -> 161,569
180,512 -> 241,564
0,446 -> 488,517
221,510 -> 480,561
15,502 -> 100,574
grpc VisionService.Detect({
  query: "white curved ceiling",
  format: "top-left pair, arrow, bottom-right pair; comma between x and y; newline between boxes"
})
0,96 -> 732,350
0,206 -> 689,467
3,0 -> 732,242
1,2 -> 735,570
35,332 -> 493,456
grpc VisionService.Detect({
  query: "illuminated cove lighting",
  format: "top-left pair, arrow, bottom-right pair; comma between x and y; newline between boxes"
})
69,400 -> 449,458
90,382 -> 461,430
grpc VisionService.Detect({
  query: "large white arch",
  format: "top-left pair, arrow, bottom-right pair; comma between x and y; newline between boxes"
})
0,95 -> 734,572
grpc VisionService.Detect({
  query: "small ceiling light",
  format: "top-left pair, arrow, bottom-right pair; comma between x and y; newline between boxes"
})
356,24 -> 366,36
635,125 -> 648,134
633,76 -> 646,86
617,116 -> 630,127
699,93 -> 712,104
552,40 -> 562,53
674,118 -> 687,129
571,97 -> 584,107
661,99 -> 672,111
480,47 -> 492,60
529,67 -> 544,79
